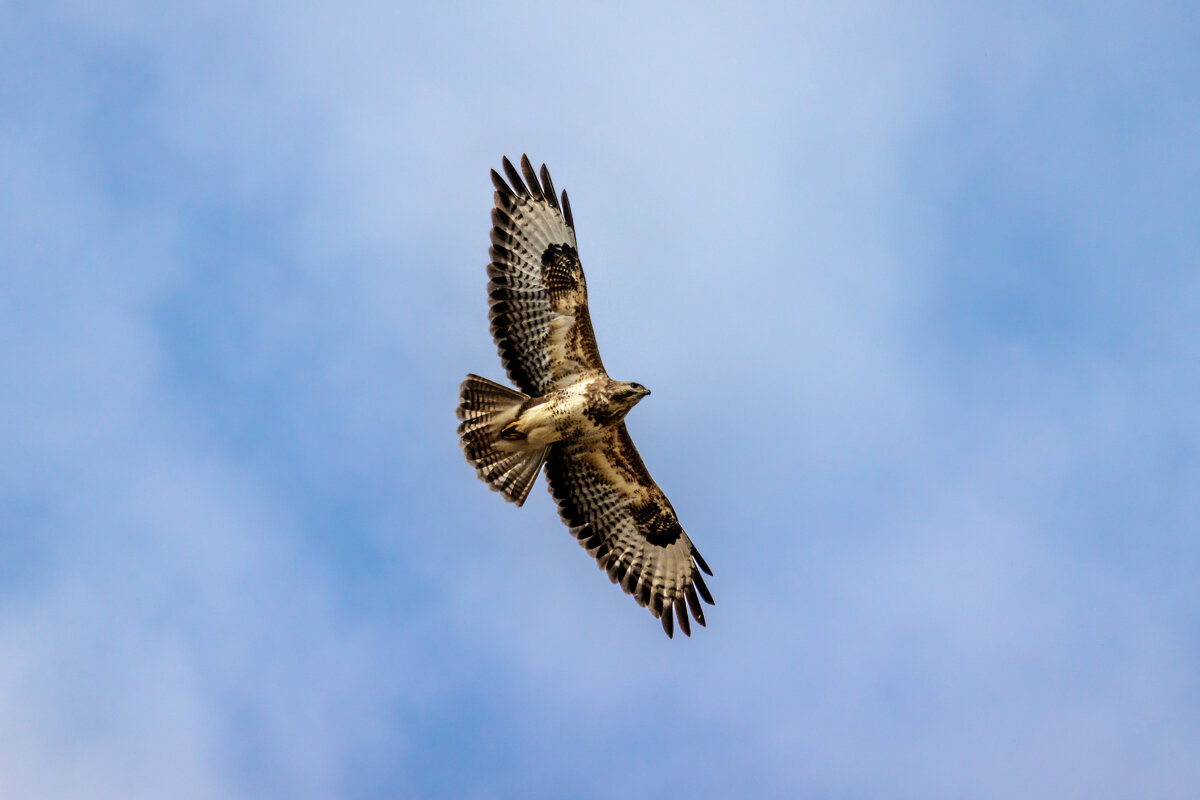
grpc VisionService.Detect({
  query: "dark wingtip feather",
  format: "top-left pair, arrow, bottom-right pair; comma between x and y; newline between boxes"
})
502,156 -> 529,196
491,206 -> 512,228
675,597 -> 691,637
692,546 -> 713,576
539,164 -> 559,209
519,155 -> 545,201
661,604 -> 675,638
490,169 -> 513,196
692,570 -> 714,605
685,584 -> 706,626
561,190 -> 574,228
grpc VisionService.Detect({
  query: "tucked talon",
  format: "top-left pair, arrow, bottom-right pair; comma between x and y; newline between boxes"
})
500,420 -> 525,440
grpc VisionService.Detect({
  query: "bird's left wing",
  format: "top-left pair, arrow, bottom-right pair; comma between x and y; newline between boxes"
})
544,424 -> 714,637
488,155 -> 606,396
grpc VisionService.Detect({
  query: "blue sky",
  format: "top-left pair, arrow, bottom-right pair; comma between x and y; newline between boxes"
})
2,1 -> 1198,797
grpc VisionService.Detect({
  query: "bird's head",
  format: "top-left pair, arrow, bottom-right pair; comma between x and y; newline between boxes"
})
615,381 -> 651,411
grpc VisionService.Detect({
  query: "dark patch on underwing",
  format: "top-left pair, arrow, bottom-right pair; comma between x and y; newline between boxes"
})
631,500 -> 683,547
542,243 -> 583,303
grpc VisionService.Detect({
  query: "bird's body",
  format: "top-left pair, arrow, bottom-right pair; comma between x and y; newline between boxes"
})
492,374 -> 649,452
456,156 -> 714,637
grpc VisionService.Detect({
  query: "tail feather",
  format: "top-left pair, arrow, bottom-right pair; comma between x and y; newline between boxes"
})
456,374 -> 549,506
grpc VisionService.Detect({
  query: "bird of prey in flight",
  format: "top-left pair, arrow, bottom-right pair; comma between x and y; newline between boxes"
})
456,156 -> 714,637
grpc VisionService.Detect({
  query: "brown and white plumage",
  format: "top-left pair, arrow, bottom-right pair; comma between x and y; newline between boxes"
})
545,426 -> 714,637
456,155 -> 714,638
487,157 -> 600,395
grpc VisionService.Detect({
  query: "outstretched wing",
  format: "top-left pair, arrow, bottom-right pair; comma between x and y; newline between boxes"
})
544,424 -> 715,637
488,155 -> 606,396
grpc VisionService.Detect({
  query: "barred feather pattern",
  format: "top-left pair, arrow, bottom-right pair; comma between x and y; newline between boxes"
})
488,155 -> 604,397
544,424 -> 714,638
456,374 -> 548,506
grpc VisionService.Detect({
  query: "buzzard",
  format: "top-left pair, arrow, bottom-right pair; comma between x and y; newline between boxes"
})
456,156 -> 714,637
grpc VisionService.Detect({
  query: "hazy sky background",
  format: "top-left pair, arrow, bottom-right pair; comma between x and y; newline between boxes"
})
2,1 -> 1198,797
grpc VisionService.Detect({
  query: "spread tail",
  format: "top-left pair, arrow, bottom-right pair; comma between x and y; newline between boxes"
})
456,374 -> 549,506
